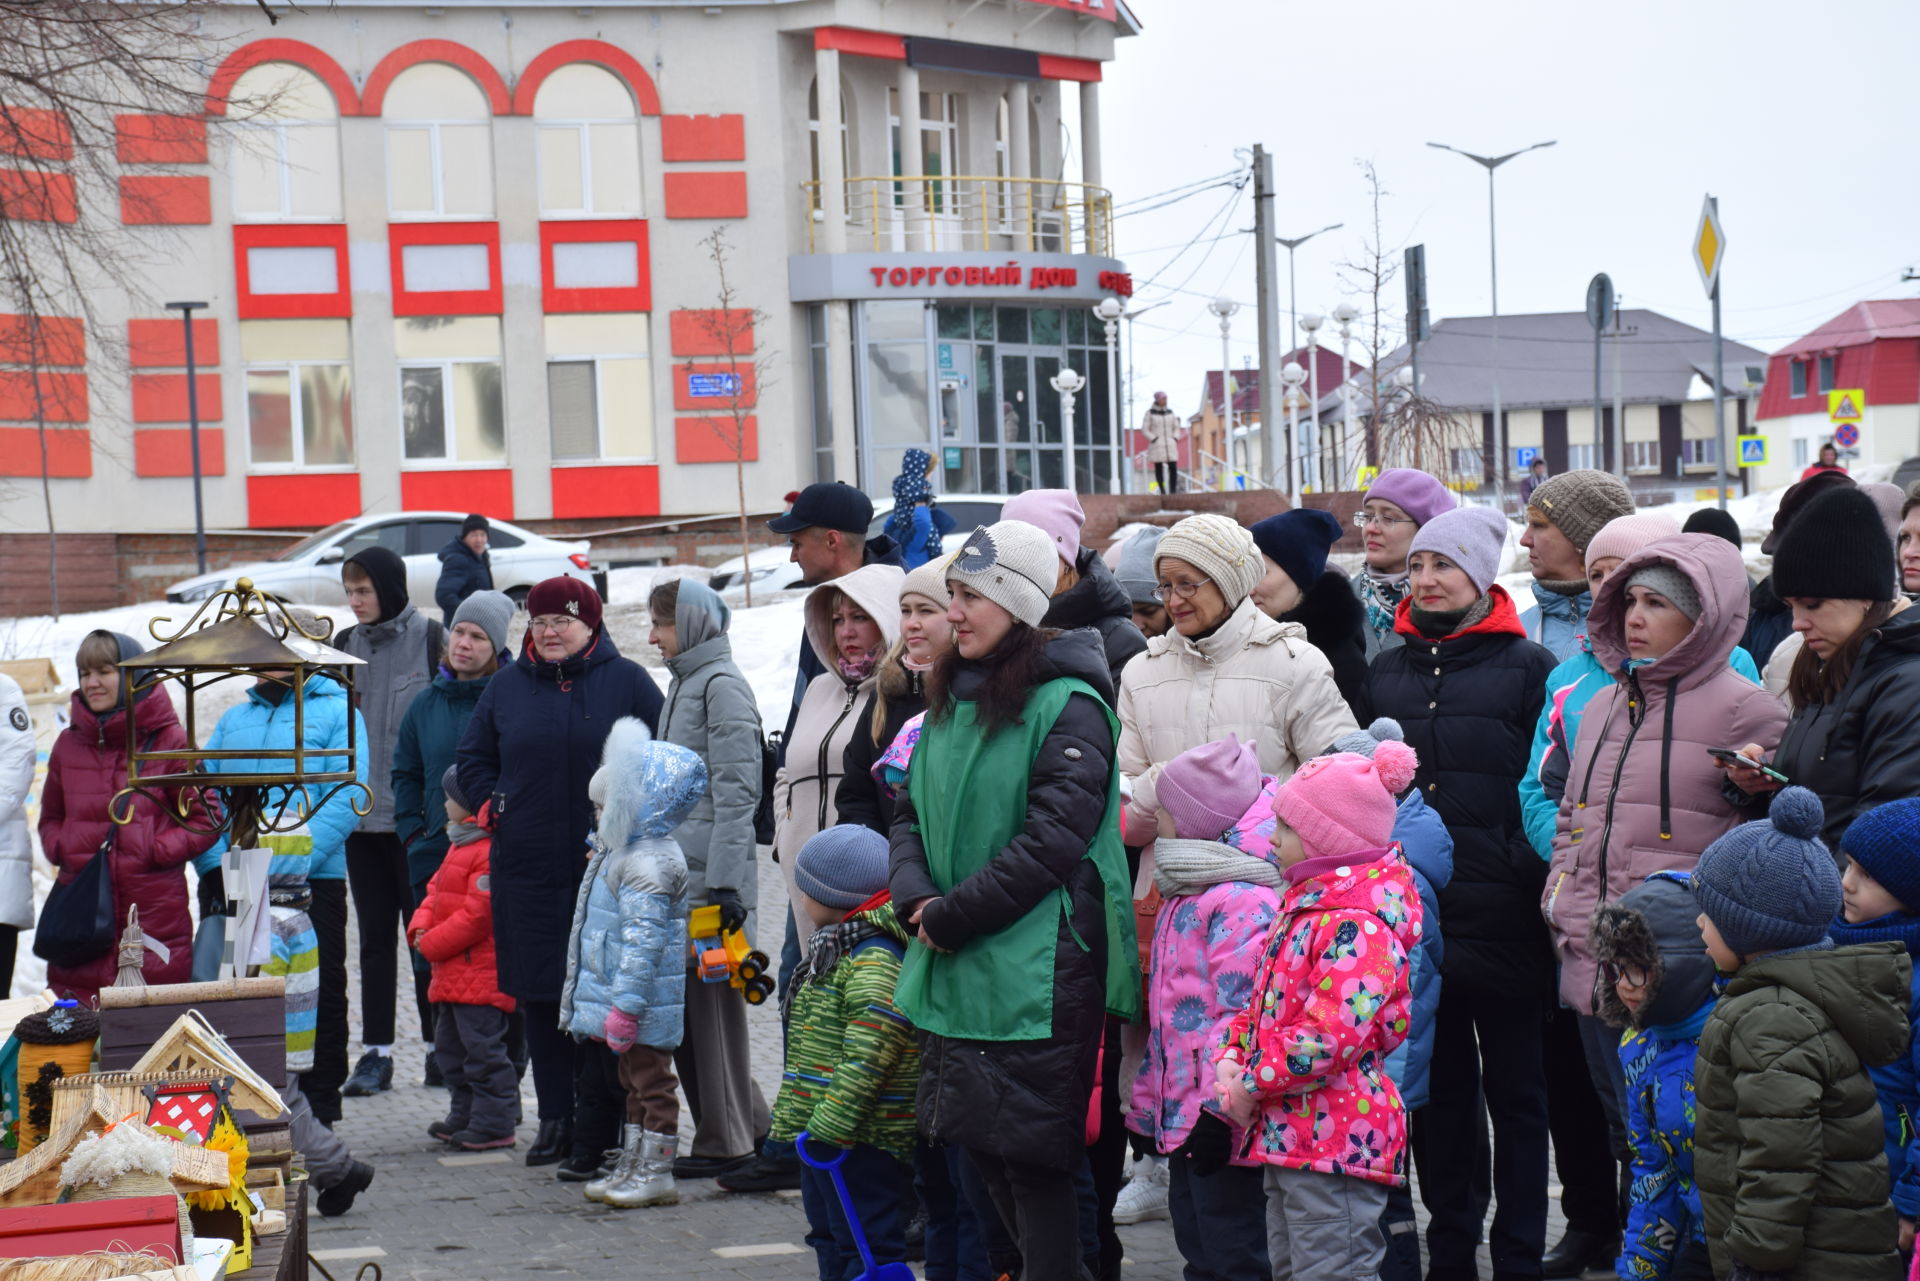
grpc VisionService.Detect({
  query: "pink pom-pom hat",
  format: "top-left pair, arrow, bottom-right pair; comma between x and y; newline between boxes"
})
1271,741 -> 1419,862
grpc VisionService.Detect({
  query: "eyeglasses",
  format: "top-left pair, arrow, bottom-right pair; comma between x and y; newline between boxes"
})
1600,960 -> 1651,989
1353,511 -> 1418,529
528,616 -> 585,635
1152,578 -> 1214,602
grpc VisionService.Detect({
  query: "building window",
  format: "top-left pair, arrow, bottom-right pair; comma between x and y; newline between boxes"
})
807,77 -> 851,197
384,64 -> 494,219
228,63 -> 343,221
1679,439 -> 1718,469
1447,447 -> 1483,480
1789,360 -> 1807,398
1625,440 -> 1659,473
809,304 -> 834,484
1817,354 -> 1836,393
395,316 -> 505,462
545,313 -> 652,460
241,319 -> 354,467
1794,437 -> 1810,469
534,64 -> 642,218
1564,443 -> 1596,472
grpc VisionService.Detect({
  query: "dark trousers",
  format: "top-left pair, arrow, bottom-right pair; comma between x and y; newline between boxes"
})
0,924 -> 15,997
345,831 -> 429,1046
800,1145 -> 910,1281
520,999 -> 574,1124
1379,1176 -> 1421,1281
303,877 -> 349,1123
434,1002 -> 516,1138
572,1036 -> 624,1163
917,1141 -> 989,1281
1671,1239 -> 1714,1280
958,1143 -> 1020,1275
969,1148 -> 1092,1281
1576,1011 -> 1631,1159
1548,1006 -> 1623,1235
1086,1017 -> 1127,1281
1417,981 -> 1550,1279
1168,1158 -> 1271,1281
1154,461 -> 1180,493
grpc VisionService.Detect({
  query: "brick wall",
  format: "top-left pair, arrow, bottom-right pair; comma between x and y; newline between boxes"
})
0,533 -> 119,617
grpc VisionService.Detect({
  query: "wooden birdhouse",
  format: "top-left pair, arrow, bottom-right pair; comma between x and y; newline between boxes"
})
0,1081 -> 227,1209
127,1010 -> 284,1121
150,1079 -> 253,1274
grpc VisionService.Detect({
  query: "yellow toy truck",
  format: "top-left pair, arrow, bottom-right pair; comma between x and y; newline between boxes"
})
688,904 -> 775,1005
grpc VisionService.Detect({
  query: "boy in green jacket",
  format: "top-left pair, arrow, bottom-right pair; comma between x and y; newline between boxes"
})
1691,786 -> 1911,1281
773,824 -> 919,1281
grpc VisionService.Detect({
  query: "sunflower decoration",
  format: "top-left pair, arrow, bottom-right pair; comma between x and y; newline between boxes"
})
184,1113 -> 248,1213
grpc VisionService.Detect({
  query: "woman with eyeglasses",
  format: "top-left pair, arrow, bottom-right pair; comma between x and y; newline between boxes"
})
1349,469 -> 1458,659
457,576 -> 664,1174
1365,506 -> 1557,1280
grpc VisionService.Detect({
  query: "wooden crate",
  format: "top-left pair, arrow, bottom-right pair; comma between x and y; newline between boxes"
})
0,1194 -> 181,1258
98,980 -> 286,1105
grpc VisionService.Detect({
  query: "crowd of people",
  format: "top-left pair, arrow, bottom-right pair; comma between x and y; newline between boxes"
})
11,462 -> 1920,1281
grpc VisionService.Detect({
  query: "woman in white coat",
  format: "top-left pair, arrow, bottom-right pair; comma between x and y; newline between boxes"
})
0,673 -> 32,993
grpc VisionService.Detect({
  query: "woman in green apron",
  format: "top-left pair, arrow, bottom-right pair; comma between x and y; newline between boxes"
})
888,519 -> 1139,1281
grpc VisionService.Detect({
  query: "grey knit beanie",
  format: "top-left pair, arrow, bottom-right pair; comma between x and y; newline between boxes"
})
1528,469 -> 1636,554
451,589 -> 514,654
1692,787 -> 1841,957
1115,527 -> 1167,607
946,520 -> 1057,628
1623,565 -> 1702,623
794,823 -> 891,910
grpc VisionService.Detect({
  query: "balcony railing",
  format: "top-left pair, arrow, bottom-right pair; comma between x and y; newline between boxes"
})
801,175 -> 1115,257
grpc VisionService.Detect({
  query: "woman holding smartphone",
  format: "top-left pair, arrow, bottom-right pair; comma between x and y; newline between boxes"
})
1724,486 -> 1920,853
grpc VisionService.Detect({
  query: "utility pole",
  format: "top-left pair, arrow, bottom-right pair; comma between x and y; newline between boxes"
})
1252,145 -> 1283,492
1610,305 -> 1636,479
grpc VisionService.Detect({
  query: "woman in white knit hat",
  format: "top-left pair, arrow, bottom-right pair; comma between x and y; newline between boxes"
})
890,519 -> 1139,1281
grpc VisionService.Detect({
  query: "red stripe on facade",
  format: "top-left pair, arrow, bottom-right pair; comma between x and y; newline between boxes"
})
0,315 -> 86,367
205,39 -> 362,116
0,371 -> 88,422
115,114 -> 209,165
119,175 -> 212,225
1036,55 -> 1103,82
662,172 -> 747,220
813,28 -> 908,59
539,219 -> 651,315
246,472 -> 361,529
511,40 -> 662,117
669,310 -> 754,357
233,223 -> 351,320
389,221 -> 503,318
0,107 -> 73,162
128,318 -> 219,369
361,40 -> 512,117
675,416 -> 758,464
134,428 -> 226,477
400,468 -> 515,516
550,464 -> 660,519
131,373 -> 223,424
661,115 -> 745,163
0,171 -> 78,223
674,363 -> 758,411
0,427 -> 90,477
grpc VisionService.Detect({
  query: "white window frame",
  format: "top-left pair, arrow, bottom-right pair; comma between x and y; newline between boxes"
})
546,352 -> 655,463
1448,446 -> 1484,480
1564,443 -> 1597,472
397,355 -> 505,464
244,358 -> 354,471
230,120 -> 340,222
1679,438 -> 1719,469
1625,439 -> 1660,474
535,119 -> 642,219
384,119 -> 491,220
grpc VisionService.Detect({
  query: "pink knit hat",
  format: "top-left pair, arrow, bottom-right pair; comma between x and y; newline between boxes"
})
1272,743 -> 1419,861
1158,734 -> 1262,841
1583,512 -> 1681,574
1001,488 -> 1085,567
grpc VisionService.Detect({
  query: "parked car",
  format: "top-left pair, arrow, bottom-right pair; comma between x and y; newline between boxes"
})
707,495 -> 1007,597
166,512 -> 606,609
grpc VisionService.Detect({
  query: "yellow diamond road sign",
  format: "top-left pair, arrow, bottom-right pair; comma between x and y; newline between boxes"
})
1693,195 -> 1725,296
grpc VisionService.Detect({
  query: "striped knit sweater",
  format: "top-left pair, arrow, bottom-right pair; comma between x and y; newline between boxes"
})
770,899 -> 920,1162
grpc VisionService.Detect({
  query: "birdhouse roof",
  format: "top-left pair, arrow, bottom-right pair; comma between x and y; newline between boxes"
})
0,1082 -> 229,1206
130,1012 -> 284,1120
126,614 -> 361,673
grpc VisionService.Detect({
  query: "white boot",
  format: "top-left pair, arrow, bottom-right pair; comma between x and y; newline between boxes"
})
604,1130 -> 678,1208
1111,1153 -> 1170,1225
586,1126 -> 644,1203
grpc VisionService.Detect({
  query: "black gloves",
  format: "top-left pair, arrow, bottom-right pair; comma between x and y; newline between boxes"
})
712,888 -> 748,933
196,869 -> 228,919
1173,1110 -> 1235,1177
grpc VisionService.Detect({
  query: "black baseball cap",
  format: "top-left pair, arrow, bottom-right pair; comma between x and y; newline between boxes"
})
767,482 -> 873,535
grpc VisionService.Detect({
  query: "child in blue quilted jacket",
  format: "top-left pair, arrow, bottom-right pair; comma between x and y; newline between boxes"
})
1591,872 -> 1718,1281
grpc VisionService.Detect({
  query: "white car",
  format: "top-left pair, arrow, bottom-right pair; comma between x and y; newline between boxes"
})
707,495 -> 1007,597
165,512 -> 604,611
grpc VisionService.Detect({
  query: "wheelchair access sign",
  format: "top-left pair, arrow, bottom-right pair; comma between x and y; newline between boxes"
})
1738,437 -> 1767,468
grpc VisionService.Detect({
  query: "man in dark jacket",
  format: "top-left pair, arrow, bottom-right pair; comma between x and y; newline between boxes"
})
335,547 -> 443,1103
435,515 -> 495,627
1003,488 -> 1146,693
456,576 -> 662,1170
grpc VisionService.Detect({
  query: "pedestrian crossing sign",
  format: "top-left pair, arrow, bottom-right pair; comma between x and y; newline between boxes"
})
1356,465 -> 1380,487
1829,389 -> 1864,423
1738,437 -> 1767,467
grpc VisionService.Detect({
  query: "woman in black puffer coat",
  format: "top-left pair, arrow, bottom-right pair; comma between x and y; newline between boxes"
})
838,559 -> 954,836
1365,506 -> 1555,1281
1250,509 -> 1371,722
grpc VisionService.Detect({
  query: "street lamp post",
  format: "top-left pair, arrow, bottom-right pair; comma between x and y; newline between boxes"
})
1050,367 -> 1085,464
1209,297 -> 1239,487
1332,302 -> 1360,483
1299,313 -> 1323,493
1121,299 -> 1171,490
1427,139 -> 1556,495
1095,296 -> 1125,494
165,300 -> 210,574
1275,224 -> 1342,361
1281,361 -> 1307,497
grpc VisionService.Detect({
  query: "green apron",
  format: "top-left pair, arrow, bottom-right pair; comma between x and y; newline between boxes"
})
895,677 -> 1139,1041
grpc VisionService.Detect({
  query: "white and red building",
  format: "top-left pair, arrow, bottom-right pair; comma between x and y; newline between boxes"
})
1750,298 -> 1920,489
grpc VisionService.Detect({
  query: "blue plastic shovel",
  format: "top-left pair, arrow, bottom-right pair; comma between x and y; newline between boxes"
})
794,1132 -> 917,1280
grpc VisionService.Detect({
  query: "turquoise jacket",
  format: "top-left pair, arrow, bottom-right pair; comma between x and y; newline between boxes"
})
1519,582 -> 1593,664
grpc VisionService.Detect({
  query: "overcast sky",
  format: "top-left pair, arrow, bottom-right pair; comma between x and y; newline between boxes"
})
1093,0 -> 1920,420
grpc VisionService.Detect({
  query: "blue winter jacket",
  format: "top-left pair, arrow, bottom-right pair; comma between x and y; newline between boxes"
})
392,668 -> 495,887
1829,910 -> 1920,1219
1384,789 -> 1453,1111
1618,1000 -> 1715,1280
1520,640 -> 1762,860
194,675 -> 368,884
558,722 -> 706,1050
1519,582 -> 1593,664
457,629 -> 663,1001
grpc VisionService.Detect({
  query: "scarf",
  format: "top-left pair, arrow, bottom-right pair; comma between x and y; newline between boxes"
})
1644,994 -> 1716,1043
1153,837 -> 1282,898
780,913 -> 890,1019
1360,569 -> 1408,640
1538,577 -> 1589,598
446,815 -> 486,847
837,652 -> 878,683
1411,593 -> 1492,640
1830,909 -> 1920,956
902,652 -> 938,675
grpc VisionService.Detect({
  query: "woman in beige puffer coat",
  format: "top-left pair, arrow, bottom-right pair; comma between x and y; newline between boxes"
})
775,563 -> 903,945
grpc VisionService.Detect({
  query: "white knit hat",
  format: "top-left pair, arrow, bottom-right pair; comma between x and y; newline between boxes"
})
899,552 -> 953,609
946,520 -> 1057,627
1155,513 -> 1263,608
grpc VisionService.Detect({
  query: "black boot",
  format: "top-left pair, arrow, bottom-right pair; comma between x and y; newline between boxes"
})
316,1161 -> 374,1217
1541,1227 -> 1622,1279
525,1118 -> 571,1167
424,1050 -> 445,1088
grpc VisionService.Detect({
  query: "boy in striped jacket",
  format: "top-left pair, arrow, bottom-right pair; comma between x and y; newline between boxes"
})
772,824 -> 920,1281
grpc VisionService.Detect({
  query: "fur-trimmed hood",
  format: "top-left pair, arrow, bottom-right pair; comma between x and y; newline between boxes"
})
1590,870 -> 1716,1030
587,717 -> 708,847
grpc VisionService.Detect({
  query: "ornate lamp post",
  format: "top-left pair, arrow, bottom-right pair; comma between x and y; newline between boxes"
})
1332,302 -> 1361,481
1095,296 -> 1124,494
1208,297 -> 1240,484
1050,367 -> 1085,477
1280,361 -> 1307,496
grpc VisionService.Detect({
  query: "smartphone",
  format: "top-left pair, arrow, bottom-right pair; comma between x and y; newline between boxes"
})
1706,747 -> 1789,784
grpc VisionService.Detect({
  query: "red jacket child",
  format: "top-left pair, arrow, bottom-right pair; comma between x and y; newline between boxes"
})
408,815 -> 514,1014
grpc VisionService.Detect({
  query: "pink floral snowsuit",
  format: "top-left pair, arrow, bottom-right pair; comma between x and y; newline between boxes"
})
1216,845 -> 1420,1187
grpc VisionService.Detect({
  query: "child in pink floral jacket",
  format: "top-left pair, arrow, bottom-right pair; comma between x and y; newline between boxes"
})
1214,743 -> 1423,1281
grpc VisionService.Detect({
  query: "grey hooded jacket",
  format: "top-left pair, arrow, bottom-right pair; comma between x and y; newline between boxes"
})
338,603 -> 440,832
656,579 -> 763,910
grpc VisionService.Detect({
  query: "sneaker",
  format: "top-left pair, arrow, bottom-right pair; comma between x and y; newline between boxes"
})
555,1150 -> 605,1182
315,1161 -> 374,1217
424,1051 -> 445,1088
452,1128 -> 517,1151
341,1051 -> 393,1097
1111,1156 -> 1170,1225
714,1151 -> 802,1192
427,1118 -> 465,1143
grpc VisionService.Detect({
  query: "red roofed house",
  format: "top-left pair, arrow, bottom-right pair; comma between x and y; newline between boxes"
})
1158,347 -> 1356,492
1752,299 -> 1920,488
